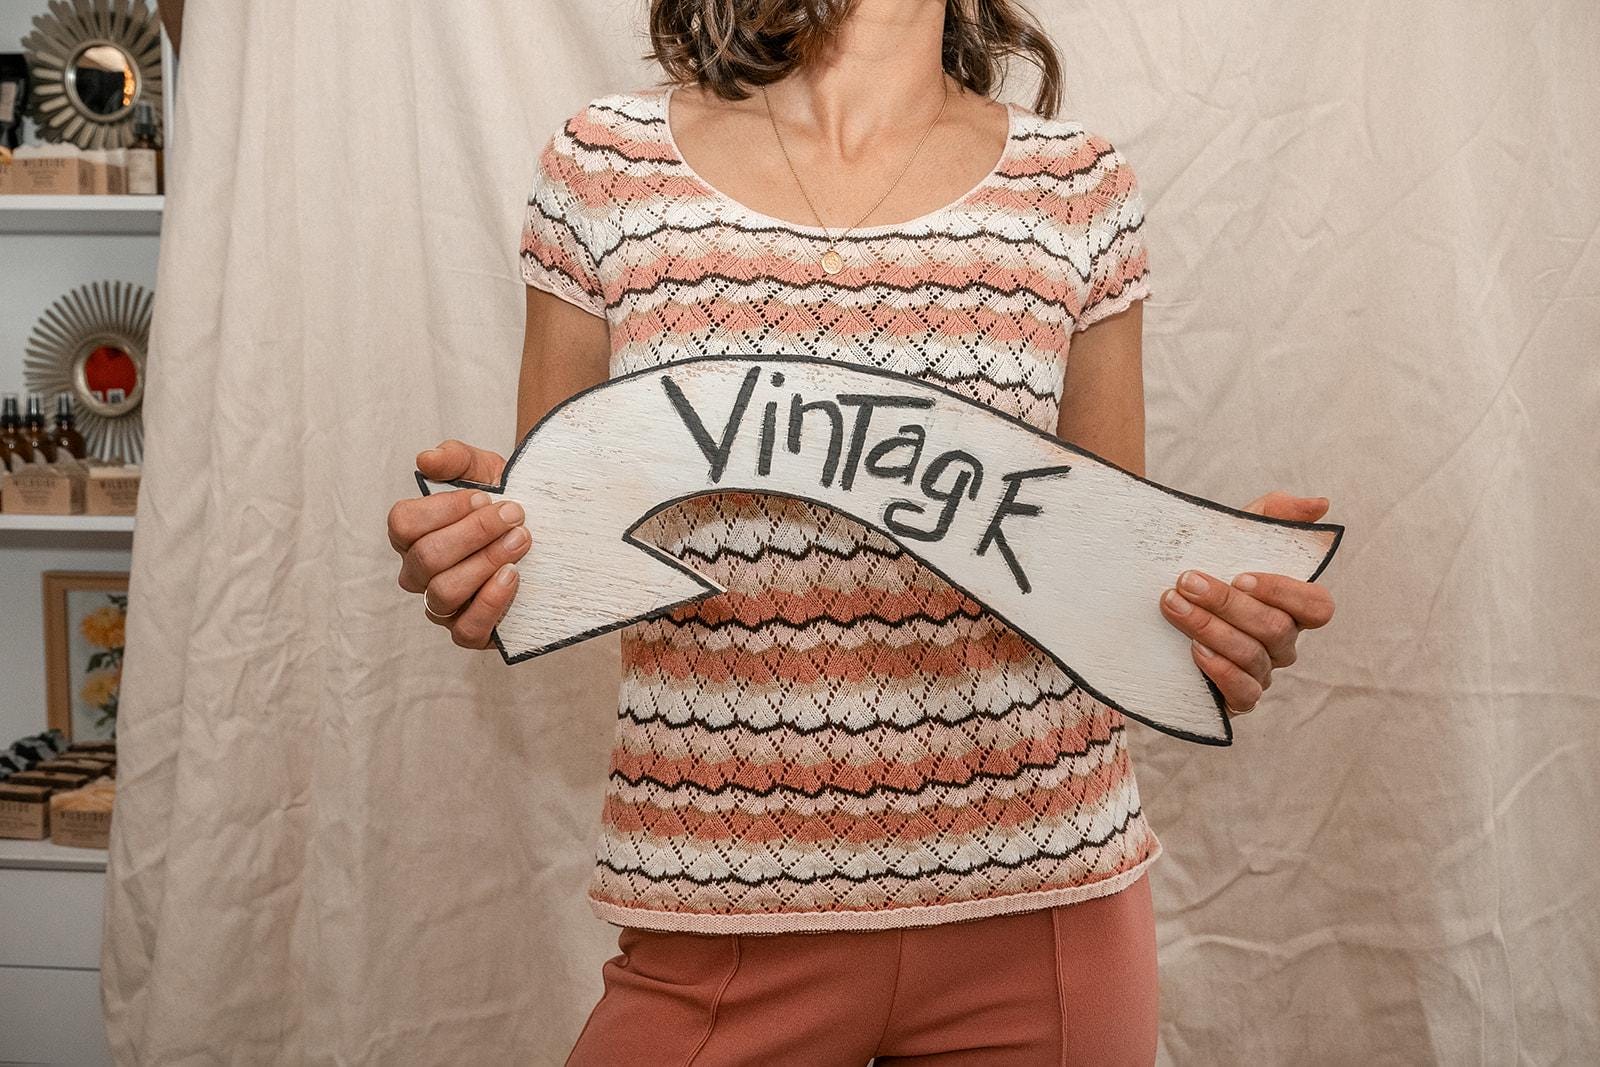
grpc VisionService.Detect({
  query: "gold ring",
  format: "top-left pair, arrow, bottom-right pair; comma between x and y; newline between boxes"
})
423,592 -> 459,622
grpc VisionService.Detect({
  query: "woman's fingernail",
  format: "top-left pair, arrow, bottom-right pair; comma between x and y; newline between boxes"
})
1163,589 -> 1192,614
1193,640 -> 1215,658
469,491 -> 490,509
1233,573 -> 1258,592
497,501 -> 524,524
497,563 -> 517,586
500,526 -> 528,551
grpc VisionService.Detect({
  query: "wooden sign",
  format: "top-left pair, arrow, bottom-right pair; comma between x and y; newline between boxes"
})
416,355 -> 1343,745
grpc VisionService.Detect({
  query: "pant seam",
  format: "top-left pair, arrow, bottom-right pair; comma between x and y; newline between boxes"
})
873,928 -> 905,1056
1051,907 -> 1068,1067
684,934 -> 742,1067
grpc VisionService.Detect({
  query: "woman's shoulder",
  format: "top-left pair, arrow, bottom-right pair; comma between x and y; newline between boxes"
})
1007,102 -> 1137,176
545,85 -> 670,150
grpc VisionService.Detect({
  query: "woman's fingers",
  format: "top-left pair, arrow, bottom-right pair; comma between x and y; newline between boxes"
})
1190,639 -> 1265,716
1159,585 -> 1275,689
416,439 -> 506,486
390,487 -> 491,559
1229,571 -> 1335,631
420,514 -> 531,616
444,563 -> 521,649
406,496 -> 527,604
1170,569 -> 1301,668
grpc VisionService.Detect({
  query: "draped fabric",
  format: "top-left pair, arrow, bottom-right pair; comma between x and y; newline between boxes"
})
102,1 -> 1599,1062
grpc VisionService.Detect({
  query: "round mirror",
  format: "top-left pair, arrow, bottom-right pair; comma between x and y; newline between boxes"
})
65,43 -> 139,120
73,337 -> 144,418
22,1 -> 164,151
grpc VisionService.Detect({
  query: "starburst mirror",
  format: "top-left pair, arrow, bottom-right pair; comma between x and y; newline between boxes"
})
22,0 -> 163,150
24,281 -> 153,463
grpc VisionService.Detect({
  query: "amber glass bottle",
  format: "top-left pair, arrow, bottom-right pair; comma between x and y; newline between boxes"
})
49,394 -> 88,460
23,394 -> 55,462
0,394 -> 34,469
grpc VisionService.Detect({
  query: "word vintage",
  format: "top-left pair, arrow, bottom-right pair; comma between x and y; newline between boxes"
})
416,354 -> 1342,745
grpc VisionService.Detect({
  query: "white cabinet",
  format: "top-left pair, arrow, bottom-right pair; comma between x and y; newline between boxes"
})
0,839 -> 113,1065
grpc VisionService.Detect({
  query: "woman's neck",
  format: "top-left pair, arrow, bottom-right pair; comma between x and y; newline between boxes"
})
761,0 -> 951,163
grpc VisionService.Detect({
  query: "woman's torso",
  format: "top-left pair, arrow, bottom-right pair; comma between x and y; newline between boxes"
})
521,84 -> 1158,935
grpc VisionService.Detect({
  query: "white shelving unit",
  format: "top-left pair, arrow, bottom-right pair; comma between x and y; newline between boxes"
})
1,7 -> 174,1064
0,193 -> 165,234
0,513 -> 136,532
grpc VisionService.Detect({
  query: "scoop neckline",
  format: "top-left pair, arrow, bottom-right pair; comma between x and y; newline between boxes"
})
660,83 -> 1016,237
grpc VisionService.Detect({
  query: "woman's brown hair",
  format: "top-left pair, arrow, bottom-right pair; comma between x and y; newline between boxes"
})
645,0 -> 1064,119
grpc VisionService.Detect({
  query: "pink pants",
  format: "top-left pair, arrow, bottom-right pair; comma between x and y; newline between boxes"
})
565,873 -> 1158,1066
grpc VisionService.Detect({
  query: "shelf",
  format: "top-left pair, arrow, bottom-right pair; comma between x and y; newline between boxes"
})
0,195 -> 164,235
0,836 -> 107,873
0,514 -> 134,533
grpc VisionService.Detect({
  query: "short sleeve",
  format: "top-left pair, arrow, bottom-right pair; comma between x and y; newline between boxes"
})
1073,139 -> 1153,332
520,114 -> 608,319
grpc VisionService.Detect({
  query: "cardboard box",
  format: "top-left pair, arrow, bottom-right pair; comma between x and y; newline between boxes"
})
0,784 -> 51,840
85,463 -> 141,515
0,145 -> 125,195
49,803 -> 111,849
1,458 -> 87,514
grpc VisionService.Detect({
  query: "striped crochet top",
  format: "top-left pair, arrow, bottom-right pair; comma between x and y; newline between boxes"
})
520,83 -> 1158,935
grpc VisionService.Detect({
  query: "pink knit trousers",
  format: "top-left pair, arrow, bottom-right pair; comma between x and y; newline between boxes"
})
564,873 -> 1158,1066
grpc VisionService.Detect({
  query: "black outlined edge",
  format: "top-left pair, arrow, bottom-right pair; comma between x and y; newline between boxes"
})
413,352 -> 1348,747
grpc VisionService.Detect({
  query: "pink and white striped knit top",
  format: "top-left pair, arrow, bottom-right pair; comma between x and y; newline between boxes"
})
520,83 -> 1158,935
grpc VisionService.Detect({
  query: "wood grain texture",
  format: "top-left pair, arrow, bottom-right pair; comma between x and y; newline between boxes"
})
417,355 -> 1342,745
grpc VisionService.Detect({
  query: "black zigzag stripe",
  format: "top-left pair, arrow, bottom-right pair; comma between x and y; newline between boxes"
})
618,683 -> 1095,737
609,729 -> 1123,800
587,101 -> 665,126
641,603 -> 992,635
597,806 -> 1144,887
670,535 -> 906,566
598,218 -> 1144,301
591,212 -> 1126,269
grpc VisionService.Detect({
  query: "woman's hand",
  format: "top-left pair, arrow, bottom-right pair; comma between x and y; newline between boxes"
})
388,439 -> 530,649
1157,491 -> 1337,717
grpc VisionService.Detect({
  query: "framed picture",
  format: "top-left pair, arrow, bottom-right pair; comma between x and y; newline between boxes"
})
42,571 -> 129,741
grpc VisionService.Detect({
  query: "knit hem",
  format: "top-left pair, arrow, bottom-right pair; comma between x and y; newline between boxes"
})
588,837 -> 1162,935
1073,275 -> 1151,332
522,264 -> 607,320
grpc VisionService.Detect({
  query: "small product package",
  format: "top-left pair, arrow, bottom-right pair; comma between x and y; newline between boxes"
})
85,461 -> 141,515
1,455 -> 87,513
50,779 -> 115,849
0,783 -> 52,839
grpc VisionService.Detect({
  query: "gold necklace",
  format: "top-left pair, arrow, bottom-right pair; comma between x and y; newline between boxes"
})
761,79 -> 951,276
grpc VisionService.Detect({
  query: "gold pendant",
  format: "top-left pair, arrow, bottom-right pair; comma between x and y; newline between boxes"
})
820,248 -> 844,275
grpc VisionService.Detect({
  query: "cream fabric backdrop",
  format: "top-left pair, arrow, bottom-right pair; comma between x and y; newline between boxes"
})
101,0 -> 1599,1063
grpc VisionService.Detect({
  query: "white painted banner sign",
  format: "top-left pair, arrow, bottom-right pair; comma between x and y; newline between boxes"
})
416,354 -> 1343,746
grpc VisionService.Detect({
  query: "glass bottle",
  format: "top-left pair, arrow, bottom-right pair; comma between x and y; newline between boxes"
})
49,394 -> 88,460
0,394 -> 34,470
127,101 -> 164,195
23,394 -> 55,463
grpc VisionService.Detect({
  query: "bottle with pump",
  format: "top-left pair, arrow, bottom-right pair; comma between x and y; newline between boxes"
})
49,394 -> 88,461
23,394 -> 55,463
0,394 -> 34,471
127,101 -> 163,195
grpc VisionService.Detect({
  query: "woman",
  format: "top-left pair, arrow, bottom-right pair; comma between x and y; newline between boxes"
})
387,1 -> 1336,1062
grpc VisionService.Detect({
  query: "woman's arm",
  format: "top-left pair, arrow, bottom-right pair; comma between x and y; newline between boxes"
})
1061,302 -> 1336,721
1054,302 -> 1146,477
390,286 -> 609,649
516,286 -> 611,438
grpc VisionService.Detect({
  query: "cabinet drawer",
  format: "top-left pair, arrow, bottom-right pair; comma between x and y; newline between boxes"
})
0,965 -> 112,1065
0,867 -> 105,969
